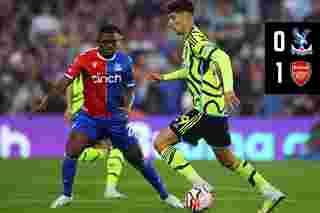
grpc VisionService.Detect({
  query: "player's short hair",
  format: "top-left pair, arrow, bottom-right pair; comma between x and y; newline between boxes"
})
98,23 -> 122,36
165,0 -> 194,14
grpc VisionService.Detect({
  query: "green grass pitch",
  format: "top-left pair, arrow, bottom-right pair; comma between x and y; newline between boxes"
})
0,160 -> 318,212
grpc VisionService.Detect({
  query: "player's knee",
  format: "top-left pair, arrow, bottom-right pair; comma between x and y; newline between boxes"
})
65,133 -> 90,159
214,148 -> 237,169
65,142 -> 83,159
154,140 -> 167,153
153,128 -> 176,153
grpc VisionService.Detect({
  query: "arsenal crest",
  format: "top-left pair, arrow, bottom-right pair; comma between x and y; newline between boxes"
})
290,61 -> 312,87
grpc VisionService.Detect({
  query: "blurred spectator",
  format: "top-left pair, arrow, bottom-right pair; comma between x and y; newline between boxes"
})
283,0 -> 311,21
9,48 -> 48,113
304,0 -> 320,22
29,3 -> 62,46
207,0 -> 245,52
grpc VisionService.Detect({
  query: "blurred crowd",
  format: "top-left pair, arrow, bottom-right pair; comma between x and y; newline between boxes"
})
0,0 -> 319,116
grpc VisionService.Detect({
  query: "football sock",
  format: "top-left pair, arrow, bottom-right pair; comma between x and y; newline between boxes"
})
161,145 -> 207,186
62,156 -> 77,197
234,160 -> 270,193
106,148 -> 124,189
139,160 -> 169,200
78,147 -> 106,162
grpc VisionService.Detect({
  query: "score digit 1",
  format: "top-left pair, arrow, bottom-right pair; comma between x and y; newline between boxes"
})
275,62 -> 283,84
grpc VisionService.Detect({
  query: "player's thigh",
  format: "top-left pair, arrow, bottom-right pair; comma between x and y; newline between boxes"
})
203,115 -> 231,148
67,111 -> 99,157
202,116 -> 237,165
169,109 -> 204,146
108,120 -> 136,151
109,126 -> 144,166
71,110 -> 99,141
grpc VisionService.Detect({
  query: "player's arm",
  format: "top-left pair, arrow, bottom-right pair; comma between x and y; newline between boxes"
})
210,49 -> 234,93
209,48 -> 240,109
189,33 -> 234,92
64,84 -> 73,122
190,34 -> 239,109
146,67 -> 188,81
160,67 -> 188,80
122,57 -> 136,112
33,57 -> 82,113
123,87 -> 135,112
32,77 -> 72,113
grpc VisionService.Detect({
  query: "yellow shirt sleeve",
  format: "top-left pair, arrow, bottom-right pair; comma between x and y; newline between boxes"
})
189,33 -> 234,92
161,68 -> 188,80
211,49 -> 234,92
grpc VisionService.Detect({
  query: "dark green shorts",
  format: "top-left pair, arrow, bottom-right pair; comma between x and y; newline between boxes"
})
169,109 -> 231,147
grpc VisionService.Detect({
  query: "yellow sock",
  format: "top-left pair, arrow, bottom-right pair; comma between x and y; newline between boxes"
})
234,160 -> 270,193
79,148 -> 106,162
106,148 -> 124,188
161,145 -> 206,186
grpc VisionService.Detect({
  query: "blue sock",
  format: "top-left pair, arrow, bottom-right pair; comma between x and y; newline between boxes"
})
140,160 -> 169,200
62,157 -> 77,197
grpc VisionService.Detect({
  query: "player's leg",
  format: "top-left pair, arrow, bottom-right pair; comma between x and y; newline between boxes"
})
78,139 -> 126,198
50,111 -> 97,208
109,123 -> 183,208
214,148 -> 285,213
78,143 -> 107,162
50,131 -> 92,208
206,116 -> 285,213
153,110 -> 211,189
121,140 -> 183,208
104,143 -> 127,199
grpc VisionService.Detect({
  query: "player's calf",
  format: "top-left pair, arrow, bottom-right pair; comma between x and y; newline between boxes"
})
213,147 -> 286,205
122,143 -> 179,204
58,133 -> 91,205
155,128 -> 210,189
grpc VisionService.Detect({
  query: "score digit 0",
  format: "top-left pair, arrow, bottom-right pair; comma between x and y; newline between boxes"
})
273,31 -> 285,52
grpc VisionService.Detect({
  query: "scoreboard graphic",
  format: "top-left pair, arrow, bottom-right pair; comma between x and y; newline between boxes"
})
265,23 -> 320,94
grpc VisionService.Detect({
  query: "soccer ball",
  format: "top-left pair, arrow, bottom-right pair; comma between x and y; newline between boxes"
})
184,186 -> 214,212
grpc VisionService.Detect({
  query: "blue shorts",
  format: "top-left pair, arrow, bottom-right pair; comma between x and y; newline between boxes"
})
71,110 -> 137,151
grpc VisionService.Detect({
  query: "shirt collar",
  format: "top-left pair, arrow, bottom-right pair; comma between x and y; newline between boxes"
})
184,25 -> 196,42
96,51 -> 117,61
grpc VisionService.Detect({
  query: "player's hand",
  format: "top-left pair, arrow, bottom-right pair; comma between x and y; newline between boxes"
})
145,71 -> 161,81
224,91 -> 240,112
31,96 -> 49,113
64,107 -> 73,123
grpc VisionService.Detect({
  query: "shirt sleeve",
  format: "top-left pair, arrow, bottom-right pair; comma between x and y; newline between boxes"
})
188,32 -> 234,92
161,67 -> 188,80
211,49 -> 234,92
64,55 -> 83,80
125,56 -> 136,88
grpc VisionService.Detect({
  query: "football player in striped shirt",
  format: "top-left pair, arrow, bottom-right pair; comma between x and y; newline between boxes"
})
147,1 -> 286,213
